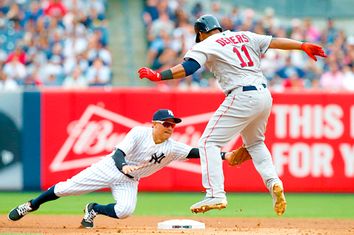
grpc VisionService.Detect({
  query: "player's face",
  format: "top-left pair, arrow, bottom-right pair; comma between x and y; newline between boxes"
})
153,118 -> 176,140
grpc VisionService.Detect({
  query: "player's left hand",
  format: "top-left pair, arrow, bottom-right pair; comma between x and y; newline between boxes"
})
226,146 -> 252,166
138,67 -> 162,81
301,42 -> 327,61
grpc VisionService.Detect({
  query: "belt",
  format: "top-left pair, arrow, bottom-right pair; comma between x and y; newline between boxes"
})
242,83 -> 266,91
228,84 -> 266,95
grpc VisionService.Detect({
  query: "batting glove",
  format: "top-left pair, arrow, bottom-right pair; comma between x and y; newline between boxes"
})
138,67 -> 162,82
301,42 -> 327,61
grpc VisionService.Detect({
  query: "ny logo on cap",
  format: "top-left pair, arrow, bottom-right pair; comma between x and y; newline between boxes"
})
168,110 -> 174,116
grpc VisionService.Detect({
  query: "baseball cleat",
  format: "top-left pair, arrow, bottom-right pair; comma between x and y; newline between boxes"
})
81,203 -> 98,228
272,183 -> 287,216
190,197 -> 227,214
8,201 -> 36,221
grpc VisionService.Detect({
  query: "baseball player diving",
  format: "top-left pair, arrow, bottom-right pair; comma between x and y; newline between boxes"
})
138,15 -> 327,215
8,109 -> 247,228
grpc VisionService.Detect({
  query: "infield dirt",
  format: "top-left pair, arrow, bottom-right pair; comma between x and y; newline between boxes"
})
1,215 -> 353,234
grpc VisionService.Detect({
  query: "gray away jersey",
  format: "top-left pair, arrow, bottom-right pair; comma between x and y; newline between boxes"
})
115,126 -> 192,179
184,30 -> 272,94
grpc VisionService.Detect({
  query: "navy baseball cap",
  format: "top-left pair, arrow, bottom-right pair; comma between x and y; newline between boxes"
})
152,109 -> 182,123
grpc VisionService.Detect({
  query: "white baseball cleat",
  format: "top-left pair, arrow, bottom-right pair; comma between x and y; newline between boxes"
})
272,183 -> 287,216
190,197 -> 227,213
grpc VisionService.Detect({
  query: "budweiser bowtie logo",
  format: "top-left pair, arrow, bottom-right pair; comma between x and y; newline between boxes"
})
50,105 -> 239,172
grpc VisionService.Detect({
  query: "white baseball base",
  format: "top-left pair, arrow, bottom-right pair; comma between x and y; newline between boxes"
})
157,219 -> 205,230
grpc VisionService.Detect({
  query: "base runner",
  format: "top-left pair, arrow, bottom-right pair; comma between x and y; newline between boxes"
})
138,15 -> 326,216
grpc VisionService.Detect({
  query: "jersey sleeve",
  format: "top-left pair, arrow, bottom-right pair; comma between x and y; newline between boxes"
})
170,140 -> 193,161
184,44 -> 208,67
245,31 -> 272,54
115,127 -> 140,155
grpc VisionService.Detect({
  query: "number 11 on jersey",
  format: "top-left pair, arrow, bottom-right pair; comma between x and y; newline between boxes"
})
233,45 -> 254,67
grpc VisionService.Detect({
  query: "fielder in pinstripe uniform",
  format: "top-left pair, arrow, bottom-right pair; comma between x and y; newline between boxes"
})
8,109 -> 240,228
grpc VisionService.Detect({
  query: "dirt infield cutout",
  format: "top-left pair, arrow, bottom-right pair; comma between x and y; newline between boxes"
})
1,215 -> 353,234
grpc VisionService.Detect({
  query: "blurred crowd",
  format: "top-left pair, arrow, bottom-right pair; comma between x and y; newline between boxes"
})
1,0 -> 353,92
0,0 -> 111,90
142,0 -> 354,91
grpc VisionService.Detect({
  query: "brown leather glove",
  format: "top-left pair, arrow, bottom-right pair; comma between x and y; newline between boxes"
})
227,146 -> 252,166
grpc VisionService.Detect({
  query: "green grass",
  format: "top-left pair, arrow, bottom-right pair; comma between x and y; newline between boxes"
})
0,192 -> 353,218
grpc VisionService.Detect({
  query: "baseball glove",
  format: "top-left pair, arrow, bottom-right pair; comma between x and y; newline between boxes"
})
227,146 -> 252,166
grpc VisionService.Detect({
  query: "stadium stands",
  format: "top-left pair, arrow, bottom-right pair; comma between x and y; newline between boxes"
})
0,0 -> 353,90
0,0 -> 111,89
142,0 -> 354,91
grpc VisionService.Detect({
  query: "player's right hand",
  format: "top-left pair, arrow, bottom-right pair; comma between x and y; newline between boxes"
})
301,42 -> 327,61
138,67 -> 162,81
122,165 -> 141,174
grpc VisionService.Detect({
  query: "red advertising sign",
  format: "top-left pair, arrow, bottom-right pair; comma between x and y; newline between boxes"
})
41,88 -> 354,192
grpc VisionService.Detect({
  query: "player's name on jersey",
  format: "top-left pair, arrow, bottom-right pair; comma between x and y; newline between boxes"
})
216,33 -> 249,46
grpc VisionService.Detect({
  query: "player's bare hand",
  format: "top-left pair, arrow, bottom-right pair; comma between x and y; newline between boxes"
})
301,42 -> 327,61
138,67 -> 162,81
122,165 -> 141,174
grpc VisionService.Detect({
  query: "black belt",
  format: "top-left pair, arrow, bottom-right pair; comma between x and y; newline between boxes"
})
243,83 -> 266,91
228,84 -> 266,95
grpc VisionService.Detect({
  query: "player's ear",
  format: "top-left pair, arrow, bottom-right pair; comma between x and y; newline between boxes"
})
198,32 -> 203,41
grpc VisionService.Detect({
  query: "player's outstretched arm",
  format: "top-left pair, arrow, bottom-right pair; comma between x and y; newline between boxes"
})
138,59 -> 201,82
269,37 -> 327,61
186,147 -> 251,166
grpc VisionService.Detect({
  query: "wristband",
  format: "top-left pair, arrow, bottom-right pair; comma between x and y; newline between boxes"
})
221,152 -> 226,160
160,69 -> 173,80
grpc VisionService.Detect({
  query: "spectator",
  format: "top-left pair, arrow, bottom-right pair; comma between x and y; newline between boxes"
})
303,60 -> 323,88
62,67 -> 88,88
25,1 -> 44,22
239,8 -> 256,31
142,0 -> 159,28
63,53 -> 89,77
210,1 -> 224,20
282,69 -> 305,90
23,66 -> 42,88
3,55 -> 27,84
147,11 -> 174,44
320,62 -> 344,90
146,29 -> 172,69
43,55 -> 64,85
191,2 -> 203,19
303,18 -> 321,43
87,36 -> 111,66
275,56 -> 306,80
322,18 -> 338,45
44,0 -> 67,19
0,70 -> 19,90
342,63 -> 354,91
262,7 -> 278,35
86,58 -> 111,86
6,44 -> 26,64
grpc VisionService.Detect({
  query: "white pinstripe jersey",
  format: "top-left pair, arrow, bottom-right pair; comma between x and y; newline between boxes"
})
184,30 -> 272,94
115,126 -> 192,179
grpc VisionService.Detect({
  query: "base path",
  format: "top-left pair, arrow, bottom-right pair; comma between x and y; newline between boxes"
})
1,215 -> 353,234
